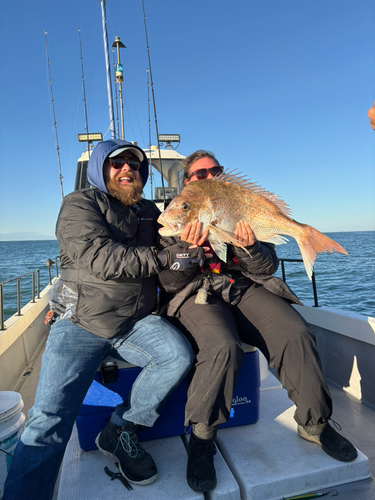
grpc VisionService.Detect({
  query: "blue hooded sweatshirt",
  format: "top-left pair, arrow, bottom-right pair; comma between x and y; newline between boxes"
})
87,139 -> 149,193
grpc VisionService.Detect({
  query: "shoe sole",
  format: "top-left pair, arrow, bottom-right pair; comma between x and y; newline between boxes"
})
95,433 -> 158,485
187,475 -> 217,493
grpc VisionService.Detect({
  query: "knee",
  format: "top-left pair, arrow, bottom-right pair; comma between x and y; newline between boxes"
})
204,340 -> 244,368
281,324 -> 318,355
163,335 -> 194,376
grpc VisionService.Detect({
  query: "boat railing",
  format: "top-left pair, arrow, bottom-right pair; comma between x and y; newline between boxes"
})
0,257 -> 318,331
279,258 -> 319,307
0,257 -> 60,331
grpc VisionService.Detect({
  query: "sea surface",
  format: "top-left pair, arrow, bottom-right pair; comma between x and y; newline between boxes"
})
0,232 -> 374,322
0,240 -> 60,322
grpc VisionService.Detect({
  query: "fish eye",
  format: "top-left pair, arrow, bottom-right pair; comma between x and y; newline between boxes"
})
181,202 -> 190,211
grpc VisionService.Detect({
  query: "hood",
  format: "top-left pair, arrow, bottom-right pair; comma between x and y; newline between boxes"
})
87,139 -> 149,194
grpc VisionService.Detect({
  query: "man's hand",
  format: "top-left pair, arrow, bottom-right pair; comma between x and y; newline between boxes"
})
157,243 -> 204,272
181,221 -> 213,258
233,221 -> 256,247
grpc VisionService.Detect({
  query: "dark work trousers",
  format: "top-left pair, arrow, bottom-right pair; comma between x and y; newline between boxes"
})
168,283 -> 332,429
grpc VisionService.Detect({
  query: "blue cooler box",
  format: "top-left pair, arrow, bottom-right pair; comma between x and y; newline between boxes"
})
76,345 -> 260,451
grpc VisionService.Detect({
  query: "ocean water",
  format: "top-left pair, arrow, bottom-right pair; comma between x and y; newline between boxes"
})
273,231 -> 375,317
0,232 -> 374,322
0,240 -> 60,322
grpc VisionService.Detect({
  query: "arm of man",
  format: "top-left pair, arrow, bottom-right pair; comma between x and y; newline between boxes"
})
231,221 -> 279,275
57,191 -> 163,280
157,222 -> 209,293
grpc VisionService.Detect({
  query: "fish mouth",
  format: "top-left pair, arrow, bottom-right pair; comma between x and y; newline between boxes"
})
157,219 -> 180,235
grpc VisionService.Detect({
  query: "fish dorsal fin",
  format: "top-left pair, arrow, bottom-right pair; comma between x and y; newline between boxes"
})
214,169 -> 292,217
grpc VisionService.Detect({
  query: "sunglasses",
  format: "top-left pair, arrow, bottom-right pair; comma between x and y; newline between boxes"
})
187,165 -> 224,181
108,157 -> 141,171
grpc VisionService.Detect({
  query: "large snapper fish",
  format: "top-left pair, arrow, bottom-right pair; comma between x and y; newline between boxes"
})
157,171 -> 347,280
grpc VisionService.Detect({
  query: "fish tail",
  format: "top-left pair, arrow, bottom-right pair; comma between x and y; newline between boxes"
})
296,224 -> 348,280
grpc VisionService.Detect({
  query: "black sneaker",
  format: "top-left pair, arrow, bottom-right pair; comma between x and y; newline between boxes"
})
186,433 -> 217,492
95,420 -> 158,485
298,421 -> 358,462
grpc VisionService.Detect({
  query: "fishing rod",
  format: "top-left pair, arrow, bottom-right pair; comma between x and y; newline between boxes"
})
142,0 -> 167,208
44,31 -> 64,199
146,68 -> 154,200
78,28 -> 91,158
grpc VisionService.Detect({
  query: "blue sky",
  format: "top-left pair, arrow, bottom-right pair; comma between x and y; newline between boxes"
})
0,0 -> 374,241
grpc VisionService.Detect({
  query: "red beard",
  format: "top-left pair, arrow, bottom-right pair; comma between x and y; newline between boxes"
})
105,174 -> 144,206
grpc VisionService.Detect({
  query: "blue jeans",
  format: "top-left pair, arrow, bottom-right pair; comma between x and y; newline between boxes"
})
3,315 -> 193,500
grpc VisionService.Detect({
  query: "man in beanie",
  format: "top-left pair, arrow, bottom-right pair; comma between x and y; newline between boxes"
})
3,140 -> 201,500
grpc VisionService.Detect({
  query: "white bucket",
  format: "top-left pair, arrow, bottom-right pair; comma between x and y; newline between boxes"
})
0,392 -> 26,497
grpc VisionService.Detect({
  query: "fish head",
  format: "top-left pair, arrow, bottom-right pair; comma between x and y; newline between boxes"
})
158,184 -> 211,236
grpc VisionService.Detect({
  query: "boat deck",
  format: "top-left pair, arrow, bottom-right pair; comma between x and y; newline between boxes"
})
17,349 -> 375,500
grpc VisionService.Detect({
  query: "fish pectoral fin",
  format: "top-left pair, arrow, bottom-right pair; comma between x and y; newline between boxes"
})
210,241 -> 227,262
207,224 -> 252,261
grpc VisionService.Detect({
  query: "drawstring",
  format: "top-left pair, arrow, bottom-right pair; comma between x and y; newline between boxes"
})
329,419 -> 342,431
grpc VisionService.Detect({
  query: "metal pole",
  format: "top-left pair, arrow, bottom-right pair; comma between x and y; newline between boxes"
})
0,285 -> 4,331
117,48 -> 125,140
37,270 -> 40,299
281,260 -> 286,282
32,272 -> 35,303
112,37 -> 126,140
312,271 -> 319,307
17,278 -> 21,316
100,0 -> 116,139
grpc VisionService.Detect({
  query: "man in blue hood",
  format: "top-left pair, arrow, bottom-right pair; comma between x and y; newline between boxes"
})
3,140 -> 205,500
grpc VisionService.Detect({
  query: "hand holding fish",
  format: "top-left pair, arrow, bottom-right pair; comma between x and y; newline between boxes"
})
181,221 -> 213,258
233,221 -> 256,247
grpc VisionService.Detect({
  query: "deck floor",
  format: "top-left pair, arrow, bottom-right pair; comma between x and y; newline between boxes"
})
16,349 -> 375,500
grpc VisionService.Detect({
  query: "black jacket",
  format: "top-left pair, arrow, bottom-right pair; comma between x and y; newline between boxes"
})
158,237 -> 301,316
55,188 -> 163,338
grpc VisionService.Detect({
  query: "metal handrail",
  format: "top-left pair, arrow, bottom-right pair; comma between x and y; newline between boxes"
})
0,257 -> 60,331
279,258 -> 319,308
0,257 -> 317,331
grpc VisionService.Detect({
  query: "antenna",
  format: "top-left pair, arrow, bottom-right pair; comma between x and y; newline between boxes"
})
44,30 -> 64,199
78,28 -> 91,156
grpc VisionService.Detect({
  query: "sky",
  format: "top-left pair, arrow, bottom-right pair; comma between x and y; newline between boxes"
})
0,0 -> 374,241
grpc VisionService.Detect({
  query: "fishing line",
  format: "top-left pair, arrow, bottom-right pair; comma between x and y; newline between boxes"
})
44,31 -> 64,200
122,71 -> 146,146
0,447 -> 12,458
142,0 -> 167,208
